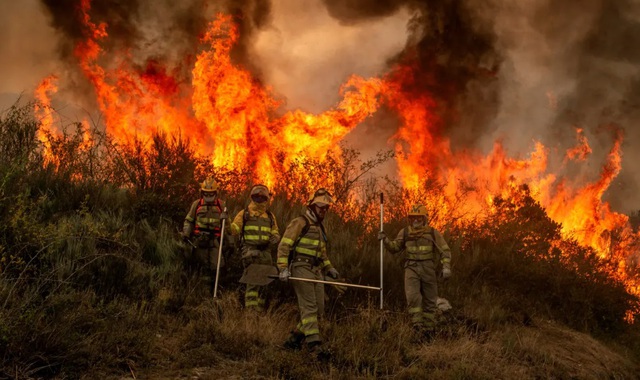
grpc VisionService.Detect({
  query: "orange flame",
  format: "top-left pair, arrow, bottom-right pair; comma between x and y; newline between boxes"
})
40,2 -> 638,313
387,62 -> 639,304
192,14 -> 386,187
34,74 -> 59,165
74,0 -> 195,147
565,127 -> 592,162
74,5 -> 385,189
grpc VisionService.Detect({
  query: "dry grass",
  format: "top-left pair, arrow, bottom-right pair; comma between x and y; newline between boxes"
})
102,291 -> 639,380
2,104 -> 640,379
500,322 -> 638,379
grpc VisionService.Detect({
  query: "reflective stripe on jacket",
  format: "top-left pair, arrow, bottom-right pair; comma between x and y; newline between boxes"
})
277,215 -> 332,270
405,232 -> 435,261
243,213 -> 272,245
184,199 -> 223,236
385,225 -> 452,265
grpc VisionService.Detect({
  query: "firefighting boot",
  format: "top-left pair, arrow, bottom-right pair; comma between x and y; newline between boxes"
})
422,328 -> 436,343
307,341 -> 331,362
283,330 -> 305,350
411,325 -> 434,344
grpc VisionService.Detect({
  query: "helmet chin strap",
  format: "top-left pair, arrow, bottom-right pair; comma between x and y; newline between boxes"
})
203,195 -> 216,204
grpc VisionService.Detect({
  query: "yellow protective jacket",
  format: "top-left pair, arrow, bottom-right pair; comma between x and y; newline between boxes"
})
276,214 -> 333,271
229,201 -> 280,246
385,225 -> 451,267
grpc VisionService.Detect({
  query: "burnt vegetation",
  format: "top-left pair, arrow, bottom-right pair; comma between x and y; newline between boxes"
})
1,102 -> 639,379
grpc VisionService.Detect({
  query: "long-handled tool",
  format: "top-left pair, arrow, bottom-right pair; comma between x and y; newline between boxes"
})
267,275 -> 380,291
379,192 -> 384,309
212,207 -> 227,299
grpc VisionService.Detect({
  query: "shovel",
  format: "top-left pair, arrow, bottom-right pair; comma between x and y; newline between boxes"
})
267,274 -> 381,291
239,264 -> 279,286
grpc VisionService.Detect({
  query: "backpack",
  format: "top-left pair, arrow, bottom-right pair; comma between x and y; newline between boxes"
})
287,215 -> 328,265
240,206 -> 275,245
404,226 -> 436,251
194,198 -> 223,236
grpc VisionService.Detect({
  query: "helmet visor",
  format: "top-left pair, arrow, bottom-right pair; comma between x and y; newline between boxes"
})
251,194 -> 269,203
408,215 -> 425,223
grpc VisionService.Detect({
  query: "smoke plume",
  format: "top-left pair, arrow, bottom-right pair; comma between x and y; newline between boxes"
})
32,0 -> 274,107
3,0 -> 639,211
320,0 -> 640,211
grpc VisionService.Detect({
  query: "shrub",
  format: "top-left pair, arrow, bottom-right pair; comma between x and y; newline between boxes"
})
1,103 -> 639,378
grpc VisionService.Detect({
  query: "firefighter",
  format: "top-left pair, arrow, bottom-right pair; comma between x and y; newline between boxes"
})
182,177 -> 229,294
277,188 -> 339,359
378,204 -> 451,340
230,184 -> 280,311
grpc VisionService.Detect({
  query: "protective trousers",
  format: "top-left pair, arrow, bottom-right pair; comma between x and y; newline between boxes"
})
190,239 -> 225,294
193,247 -> 225,271
404,260 -> 438,331
243,249 -> 272,310
291,262 -> 325,344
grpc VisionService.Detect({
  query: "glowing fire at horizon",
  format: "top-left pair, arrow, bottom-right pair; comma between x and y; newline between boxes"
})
34,0 -> 639,311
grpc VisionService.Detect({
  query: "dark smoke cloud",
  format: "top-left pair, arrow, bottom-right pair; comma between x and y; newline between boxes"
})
37,0 -> 272,82
40,0 -> 141,59
218,0 -> 273,77
552,0 -> 640,211
323,0 -> 501,149
322,0 -> 640,212
14,0 -> 640,212
322,0 -> 404,23
32,0 -> 275,115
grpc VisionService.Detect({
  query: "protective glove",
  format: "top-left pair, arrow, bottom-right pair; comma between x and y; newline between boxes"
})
269,234 -> 280,245
377,230 -> 387,240
182,233 -> 190,242
327,268 -> 340,280
279,268 -> 290,282
220,211 -> 228,220
441,266 -> 451,280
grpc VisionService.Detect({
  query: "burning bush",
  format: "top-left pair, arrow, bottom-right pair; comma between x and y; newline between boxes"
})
456,184 -> 637,333
1,98 -> 639,377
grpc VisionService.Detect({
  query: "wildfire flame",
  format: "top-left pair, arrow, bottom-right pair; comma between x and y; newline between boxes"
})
35,0 -> 639,314
73,2 -> 385,188
565,128 -> 592,162
34,74 -> 59,165
388,63 -> 639,304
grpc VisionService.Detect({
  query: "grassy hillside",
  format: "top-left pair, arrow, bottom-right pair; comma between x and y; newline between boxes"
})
1,102 -> 639,379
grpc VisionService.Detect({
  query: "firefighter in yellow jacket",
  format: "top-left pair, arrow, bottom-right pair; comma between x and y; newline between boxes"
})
230,184 -> 280,311
277,188 -> 339,357
182,177 -> 228,293
378,204 -> 451,339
